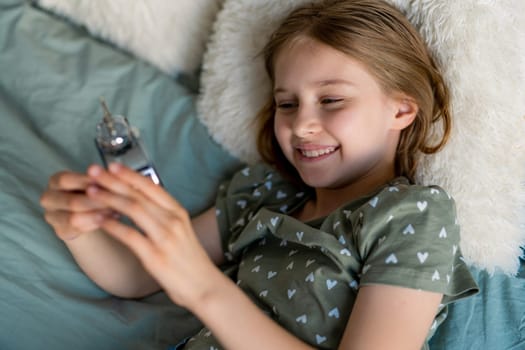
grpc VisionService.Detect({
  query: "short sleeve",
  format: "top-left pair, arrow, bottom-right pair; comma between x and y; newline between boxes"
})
214,163 -> 306,262
356,183 -> 478,303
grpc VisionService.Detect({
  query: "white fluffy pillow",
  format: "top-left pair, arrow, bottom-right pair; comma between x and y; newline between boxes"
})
198,0 -> 525,275
37,0 -> 224,75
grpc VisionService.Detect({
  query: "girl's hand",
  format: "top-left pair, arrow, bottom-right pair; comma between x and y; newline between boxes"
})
86,163 -> 224,309
40,170 -> 113,240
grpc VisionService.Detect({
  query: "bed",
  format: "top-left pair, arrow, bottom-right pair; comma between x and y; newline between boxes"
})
0,0 -> 524,349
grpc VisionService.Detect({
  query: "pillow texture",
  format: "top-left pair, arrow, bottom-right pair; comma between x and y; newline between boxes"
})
37,0 -> 224,75
197,0 -> 525,275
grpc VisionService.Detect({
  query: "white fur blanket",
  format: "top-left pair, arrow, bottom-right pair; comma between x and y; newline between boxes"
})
37,0 -> 525,275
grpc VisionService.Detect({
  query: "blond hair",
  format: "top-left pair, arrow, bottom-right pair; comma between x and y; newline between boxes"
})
256,0 -> 451,183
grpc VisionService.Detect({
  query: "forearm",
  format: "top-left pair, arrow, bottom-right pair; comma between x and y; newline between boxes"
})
65,229 -> 159,298
189,271 -> 315,350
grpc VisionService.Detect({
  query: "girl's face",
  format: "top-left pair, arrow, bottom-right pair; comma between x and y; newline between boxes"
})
273,37 -> 415,191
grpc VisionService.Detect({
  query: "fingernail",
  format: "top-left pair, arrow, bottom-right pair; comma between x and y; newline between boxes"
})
88,165 -> 102,177
108,163 -> 121,173
86,185 -> 99,195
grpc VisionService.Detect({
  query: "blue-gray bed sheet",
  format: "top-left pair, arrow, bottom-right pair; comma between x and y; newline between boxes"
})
0,1 -> 524,349
0,0 -> 241,349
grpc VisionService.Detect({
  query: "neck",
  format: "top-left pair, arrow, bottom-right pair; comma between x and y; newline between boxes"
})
299,165 -> 397,222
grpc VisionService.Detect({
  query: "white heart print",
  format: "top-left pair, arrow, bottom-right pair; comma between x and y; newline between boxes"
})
385,253 -> 398,264
403,224 -> 415,235
340,248 -> 351,256
305,272 -> 315,282
296,314 -> 307,324
316,335 -> 327,345
287,289 -> 296,299
417,251 -> 429,263
326,279 -> 338,290
276,190 -> 287,199
432,270 -> 441,281
328,307 -> 340,319
417,201 -> 428,211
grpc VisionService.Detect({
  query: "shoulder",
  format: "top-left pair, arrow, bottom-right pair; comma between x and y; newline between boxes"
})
352,179 -> 478,300
349,177 -> 459,247
368,177 -> 457,221
380,177 -> 453,203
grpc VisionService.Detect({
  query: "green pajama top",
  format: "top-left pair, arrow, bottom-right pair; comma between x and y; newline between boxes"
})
182,163 -> 479,350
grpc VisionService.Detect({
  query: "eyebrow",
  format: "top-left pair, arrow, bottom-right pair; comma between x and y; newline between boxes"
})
274,79 -> 355,93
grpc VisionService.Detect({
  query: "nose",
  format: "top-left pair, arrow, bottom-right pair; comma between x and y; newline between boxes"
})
292,105 -> 321,137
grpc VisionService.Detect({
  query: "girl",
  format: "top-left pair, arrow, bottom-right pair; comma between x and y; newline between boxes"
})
40,0 -> 478,349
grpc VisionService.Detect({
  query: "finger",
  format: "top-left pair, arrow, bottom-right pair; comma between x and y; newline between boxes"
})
48,171 -> 93,191
100,218 -> 158,263
87,164 -> 138,198
87,165 -> 156,213
40,189 -> 107,212
107,163 -> 182,211
86,186 -> 171,244
44,209 -> 112,240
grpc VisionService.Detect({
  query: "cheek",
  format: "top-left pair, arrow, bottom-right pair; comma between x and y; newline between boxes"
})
326,112 -> 355,137
334,108 -> 387,137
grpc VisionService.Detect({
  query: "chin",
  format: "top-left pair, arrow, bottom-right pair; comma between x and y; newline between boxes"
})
299,172 -> 336,189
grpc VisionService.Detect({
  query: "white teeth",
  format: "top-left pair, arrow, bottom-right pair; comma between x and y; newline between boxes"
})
300,147 -> 336,158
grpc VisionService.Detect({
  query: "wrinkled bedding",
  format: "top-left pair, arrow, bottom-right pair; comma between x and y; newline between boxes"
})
0,1 -> 241,349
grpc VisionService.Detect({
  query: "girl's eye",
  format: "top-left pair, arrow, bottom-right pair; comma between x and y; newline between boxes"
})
321,98 -> 344,105
276,101 -> 297,110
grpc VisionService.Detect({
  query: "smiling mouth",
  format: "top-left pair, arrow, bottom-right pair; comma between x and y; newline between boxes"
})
298,146 -> 338,159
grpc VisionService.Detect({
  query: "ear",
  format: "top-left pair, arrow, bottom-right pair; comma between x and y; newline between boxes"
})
391,97 -> 418,131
